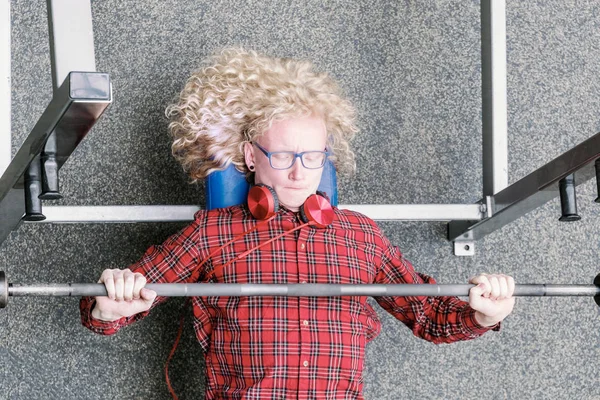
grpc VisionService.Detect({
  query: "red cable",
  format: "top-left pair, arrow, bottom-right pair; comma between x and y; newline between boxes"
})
165,298 -> 189,400
204,221 -> 312,281
188,214 -> 277,283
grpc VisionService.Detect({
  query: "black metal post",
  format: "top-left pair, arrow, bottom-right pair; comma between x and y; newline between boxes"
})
23,156 -> 46,221
558,174 -> 581,221
594,158 -> 600,203
40,133 -> 62,200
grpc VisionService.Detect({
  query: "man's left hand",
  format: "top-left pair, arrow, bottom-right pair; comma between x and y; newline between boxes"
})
468,273 -> 516,327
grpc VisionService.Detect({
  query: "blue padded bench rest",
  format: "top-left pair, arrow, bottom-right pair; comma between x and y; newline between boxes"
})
205,161 -> 338,210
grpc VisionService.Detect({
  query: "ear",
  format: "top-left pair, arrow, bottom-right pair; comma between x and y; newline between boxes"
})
243,142 -> 255,168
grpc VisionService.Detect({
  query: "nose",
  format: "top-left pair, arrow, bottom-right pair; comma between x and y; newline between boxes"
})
288,156 -> 307,181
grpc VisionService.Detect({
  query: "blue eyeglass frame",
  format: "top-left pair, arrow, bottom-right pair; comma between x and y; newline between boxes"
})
252,142 -> 331,170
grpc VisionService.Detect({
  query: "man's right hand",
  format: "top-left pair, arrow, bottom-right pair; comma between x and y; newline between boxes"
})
91,268 -> 157,322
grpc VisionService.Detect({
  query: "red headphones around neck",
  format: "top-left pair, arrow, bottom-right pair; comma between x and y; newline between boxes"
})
247,184 -> 335,228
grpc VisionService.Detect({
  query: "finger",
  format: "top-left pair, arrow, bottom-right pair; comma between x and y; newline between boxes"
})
123,270 -> 135,301
114,270 -> 125,301
507,275 -> 515,297
498,275 -> 509,300
132,273 -> 146,300
101,270 -> 116,300
489,275 -> 500,300
469,273 -> 491,285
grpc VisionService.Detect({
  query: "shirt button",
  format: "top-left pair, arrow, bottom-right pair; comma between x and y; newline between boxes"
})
303,361 -> 309,367
300,243 -> 305,249
303,320 -> 309,326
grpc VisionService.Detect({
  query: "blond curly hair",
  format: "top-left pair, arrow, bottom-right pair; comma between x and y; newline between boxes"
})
166,47 -> 358,182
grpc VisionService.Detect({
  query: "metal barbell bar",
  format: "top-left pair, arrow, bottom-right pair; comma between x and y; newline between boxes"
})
1,271 -> 600,308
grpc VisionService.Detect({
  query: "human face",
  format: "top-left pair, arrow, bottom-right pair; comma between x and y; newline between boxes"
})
244,115 -> 327,212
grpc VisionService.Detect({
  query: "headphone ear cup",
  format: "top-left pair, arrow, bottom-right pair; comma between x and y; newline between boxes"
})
247,184 -> 279,220
300,193 -> 335,228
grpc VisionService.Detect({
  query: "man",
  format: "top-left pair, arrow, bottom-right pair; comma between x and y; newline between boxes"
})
81,48 -> 514,399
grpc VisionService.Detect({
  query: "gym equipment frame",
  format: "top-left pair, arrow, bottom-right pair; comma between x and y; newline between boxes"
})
1,0 -> 599,255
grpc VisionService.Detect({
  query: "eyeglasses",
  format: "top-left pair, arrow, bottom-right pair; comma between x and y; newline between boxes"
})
252,142 -> 330,170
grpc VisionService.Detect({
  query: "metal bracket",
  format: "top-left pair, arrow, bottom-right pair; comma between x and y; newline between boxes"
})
451,200 -> 490,256
453,241 -> 475,256
452,230 -> 475,256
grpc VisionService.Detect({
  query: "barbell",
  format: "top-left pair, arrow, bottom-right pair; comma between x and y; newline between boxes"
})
1,271 -> 599,308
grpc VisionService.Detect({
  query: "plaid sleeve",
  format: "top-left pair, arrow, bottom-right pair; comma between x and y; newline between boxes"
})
79,216 -> 203,335
79,297 -> 150,335
373,233 -> 499,344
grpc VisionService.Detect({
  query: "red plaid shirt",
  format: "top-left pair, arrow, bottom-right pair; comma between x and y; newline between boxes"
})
80,205 -> 494,399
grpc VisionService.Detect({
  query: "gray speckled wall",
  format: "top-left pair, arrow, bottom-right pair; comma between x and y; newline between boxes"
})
2,1 -> 599,399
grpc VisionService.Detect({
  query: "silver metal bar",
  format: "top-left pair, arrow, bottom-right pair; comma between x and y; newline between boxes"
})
8,283 -> 600,298
481,0 -> 508,196
32,204 -> 485,224
0,0 -> 10,177
0,73 -> 112,246
341,204 -> 484,221
38,205 -> 203,223
449,132 -> 600,241
46,0 -> 96,91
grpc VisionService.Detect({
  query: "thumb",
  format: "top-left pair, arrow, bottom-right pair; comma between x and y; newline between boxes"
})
469,283 -> 487,299
140,288 -> 157,303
